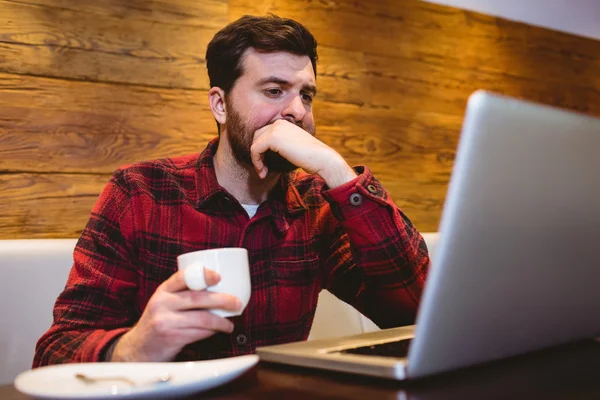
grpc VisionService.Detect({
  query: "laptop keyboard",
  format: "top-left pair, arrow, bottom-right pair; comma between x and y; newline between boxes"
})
333,338 -> 412,358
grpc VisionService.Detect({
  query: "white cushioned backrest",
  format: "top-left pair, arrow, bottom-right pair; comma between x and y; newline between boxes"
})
311,233 -> 440,339
308,290 -> 364,341
421,232 -> 440,263
0,239 -> 77,385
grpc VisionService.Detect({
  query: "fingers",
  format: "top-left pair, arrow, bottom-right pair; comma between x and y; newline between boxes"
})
204,268 -> 220,286
183,264 -> 207,290
172,310 -> 235,333
251,123 -> 285,179
159,267 -> 220,293
173,290 -> 242,313
250,140 -> 269,179
251,120 -> 315,178
143,293 -> 237,337
146,311 -> 234,344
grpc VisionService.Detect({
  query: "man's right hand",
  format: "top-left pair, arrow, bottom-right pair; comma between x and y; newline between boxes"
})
108,268 -> 241,362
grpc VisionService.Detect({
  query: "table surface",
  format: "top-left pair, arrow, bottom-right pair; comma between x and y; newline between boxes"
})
3,340 -> 600,400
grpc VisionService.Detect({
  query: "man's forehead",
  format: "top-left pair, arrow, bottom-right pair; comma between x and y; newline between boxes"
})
240,48 -> 316,83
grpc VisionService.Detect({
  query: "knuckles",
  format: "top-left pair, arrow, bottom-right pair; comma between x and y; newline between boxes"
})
149,315 -> 171,337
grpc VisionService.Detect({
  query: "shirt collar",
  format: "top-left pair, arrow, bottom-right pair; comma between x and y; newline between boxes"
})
194,138 -> 229,209
194,138 -> 307,232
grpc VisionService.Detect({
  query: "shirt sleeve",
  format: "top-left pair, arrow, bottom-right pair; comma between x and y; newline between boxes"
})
32,169 -> 138,367
320,166 -> 430,328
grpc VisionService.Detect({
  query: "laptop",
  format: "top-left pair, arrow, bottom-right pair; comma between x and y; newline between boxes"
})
256,91 -> 600,380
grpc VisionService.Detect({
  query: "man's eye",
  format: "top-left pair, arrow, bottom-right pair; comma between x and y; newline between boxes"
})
265,89 -> 282,97
302,93 -> 314,103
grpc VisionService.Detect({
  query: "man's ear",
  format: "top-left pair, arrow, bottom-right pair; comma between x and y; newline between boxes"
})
208,87 -> 227,126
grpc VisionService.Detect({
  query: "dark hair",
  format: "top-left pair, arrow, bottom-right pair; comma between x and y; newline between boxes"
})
206,14 -> 318,94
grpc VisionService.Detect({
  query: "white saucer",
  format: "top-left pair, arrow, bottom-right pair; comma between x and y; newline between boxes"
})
14,355 -> 259,399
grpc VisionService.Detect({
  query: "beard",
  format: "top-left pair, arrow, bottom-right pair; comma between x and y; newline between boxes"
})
225,98 -> 315,174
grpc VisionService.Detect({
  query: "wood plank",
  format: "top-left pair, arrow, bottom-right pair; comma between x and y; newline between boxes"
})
0,41 -> 211,90
0,104 -> 216,173
0,172 -> 109,238
0,1 -> 365,104
229,0 -> 600,87
315,47 -> 366,106
315,102 -> 462,168
0,72 -> 208,116
0,1 -> 215,89
364,53 -> 600,116
2,0 -> 228,27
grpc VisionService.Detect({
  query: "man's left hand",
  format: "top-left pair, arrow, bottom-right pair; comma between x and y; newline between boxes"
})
251,119 -> 356,188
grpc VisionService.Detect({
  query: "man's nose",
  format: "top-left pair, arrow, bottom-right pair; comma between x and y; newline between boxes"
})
281,95 -> 306,123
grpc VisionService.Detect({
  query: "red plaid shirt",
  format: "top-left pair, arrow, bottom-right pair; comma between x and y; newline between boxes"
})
33,138 -> 429,366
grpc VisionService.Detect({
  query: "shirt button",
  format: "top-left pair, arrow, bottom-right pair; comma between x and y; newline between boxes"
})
236,334 -> 248,346
349,193 -> 363,206
367,184 -> 378,194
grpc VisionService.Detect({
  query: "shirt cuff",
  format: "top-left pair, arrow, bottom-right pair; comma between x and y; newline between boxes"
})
321,166 -> 393,221
88,328 -> 131,362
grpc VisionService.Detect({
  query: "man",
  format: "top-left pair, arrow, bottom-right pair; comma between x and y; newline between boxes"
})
34,15 -> 429,365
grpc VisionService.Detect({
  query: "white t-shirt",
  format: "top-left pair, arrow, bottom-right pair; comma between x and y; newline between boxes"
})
241,204 -> 260,218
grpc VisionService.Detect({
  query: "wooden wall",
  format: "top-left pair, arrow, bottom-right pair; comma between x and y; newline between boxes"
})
1,0 -> 599,239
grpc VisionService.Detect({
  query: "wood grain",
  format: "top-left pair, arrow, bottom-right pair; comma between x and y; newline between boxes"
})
0,73 -> 213,173
2,0 -> 228,27
363,53 -> 600,116
0,173 -> 109,238
0,0 -> 216,89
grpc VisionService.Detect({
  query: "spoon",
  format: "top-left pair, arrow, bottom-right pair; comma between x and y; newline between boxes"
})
75,372 -> 171,386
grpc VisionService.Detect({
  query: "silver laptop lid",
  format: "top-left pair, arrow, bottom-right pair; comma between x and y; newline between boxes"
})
408,91 -> 600,378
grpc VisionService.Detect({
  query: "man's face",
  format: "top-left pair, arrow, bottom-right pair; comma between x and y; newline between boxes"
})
223,49 -> 316,173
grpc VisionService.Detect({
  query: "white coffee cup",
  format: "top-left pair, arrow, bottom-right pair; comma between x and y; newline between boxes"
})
177,248 -> 251,318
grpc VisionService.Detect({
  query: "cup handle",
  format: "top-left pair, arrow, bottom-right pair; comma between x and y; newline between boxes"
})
183,263 -> 207,291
